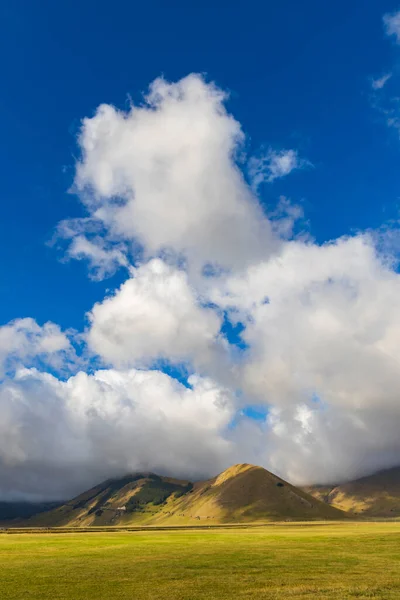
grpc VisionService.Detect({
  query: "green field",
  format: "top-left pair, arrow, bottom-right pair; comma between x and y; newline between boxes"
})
1,523 -> 400,599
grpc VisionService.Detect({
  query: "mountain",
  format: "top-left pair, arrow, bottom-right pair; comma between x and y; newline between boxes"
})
0,501 -> 60,522
304,466 -> 400,517
20,464 -> 345,527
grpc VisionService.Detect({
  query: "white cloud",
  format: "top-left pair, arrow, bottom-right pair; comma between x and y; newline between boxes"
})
0,318 -> 75,378
4,73 -> 400,499
70,74 -> 276,275
4,231 -> 400,495
0,367 -> 235,500
384,10 -> 400,43
68,235 -> 129,280
87,258 -> 223,370
268,196 -> 309,240
53,217 -> 130,280
208,234 -> 400,483
371,72 -> 392,90
249,149 -> 308,188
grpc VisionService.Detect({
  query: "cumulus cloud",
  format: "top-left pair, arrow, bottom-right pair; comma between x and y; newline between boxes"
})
3,73 -> 400,499
384,10 -> 400,43
209,234 -> 400,483
68,74 -> 276,274
0,318 -> 76,378
87,258 -> 223,369
0,367 -> 235,500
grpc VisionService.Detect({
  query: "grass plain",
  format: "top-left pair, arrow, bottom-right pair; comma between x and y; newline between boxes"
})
1,522 -> 400,599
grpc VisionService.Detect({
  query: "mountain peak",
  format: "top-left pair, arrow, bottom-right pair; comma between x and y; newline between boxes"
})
213,463 -> 256,486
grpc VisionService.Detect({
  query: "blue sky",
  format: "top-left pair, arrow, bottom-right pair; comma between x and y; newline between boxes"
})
2,0 -> 400,331
3,1 -> 400,499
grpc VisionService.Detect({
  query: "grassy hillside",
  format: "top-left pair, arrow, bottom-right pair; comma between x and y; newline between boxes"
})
304,466 -> 400,517
22,463 -> 345,527
155,463 -> 346,524
25,473 -> 192,527
1,523 -> 400,599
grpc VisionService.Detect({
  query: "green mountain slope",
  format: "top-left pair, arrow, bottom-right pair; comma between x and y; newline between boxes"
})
22,464 -> 346,526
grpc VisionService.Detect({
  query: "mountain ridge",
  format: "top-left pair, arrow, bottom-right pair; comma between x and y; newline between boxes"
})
13,463 -> 345,527
304,465 -> 400,517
